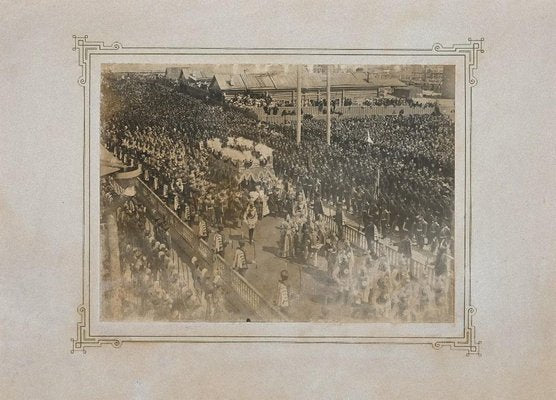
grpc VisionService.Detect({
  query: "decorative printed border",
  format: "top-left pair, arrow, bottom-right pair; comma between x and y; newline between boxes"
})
71,36 -> 484,355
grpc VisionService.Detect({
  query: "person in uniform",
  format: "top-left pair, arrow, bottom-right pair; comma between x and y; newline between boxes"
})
243,201 -> 258,245
274,269 -> 290,314
364,220 -> 378,255
415,216 -> 425,250
198,214 -> 208,242
213,225 -> 225,258
214,196 -> 224,227
334,202 -> 344,239
232,241 -> 248,276
254,189 -> 264,220
279,214 -> 295,259
181,201 -> 191,225
313,192 -> 324,217
397,232 -> 412,266
323,238 -> 337,277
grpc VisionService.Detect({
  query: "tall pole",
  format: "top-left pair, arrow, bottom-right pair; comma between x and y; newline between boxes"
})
376,167 -> 380,200
296,65 -> 302,145
326,65 -> 331,145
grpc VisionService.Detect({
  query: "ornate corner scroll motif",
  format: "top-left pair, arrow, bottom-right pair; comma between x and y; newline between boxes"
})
433,38 -> 485,86
432,307 -> 482,356
71,306 -> 122,354
72,35 -> 122,86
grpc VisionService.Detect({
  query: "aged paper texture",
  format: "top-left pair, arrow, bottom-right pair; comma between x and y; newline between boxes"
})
1,1 -> 554,399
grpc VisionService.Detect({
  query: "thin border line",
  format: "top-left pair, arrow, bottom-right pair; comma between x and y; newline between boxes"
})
88,52 -> 465,339
72,39 -> 480,353
89,52 -> 466,340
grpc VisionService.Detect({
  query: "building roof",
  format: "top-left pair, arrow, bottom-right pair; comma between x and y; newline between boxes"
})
210,71 -> 406,92
182,69 -> 213,81
395,85 -> 422,91
211,74 -> 246,91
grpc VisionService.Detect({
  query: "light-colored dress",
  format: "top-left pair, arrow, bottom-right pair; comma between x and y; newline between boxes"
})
280,221 -> 295,258
258,189 -> 270,217
275,280 -> 289,308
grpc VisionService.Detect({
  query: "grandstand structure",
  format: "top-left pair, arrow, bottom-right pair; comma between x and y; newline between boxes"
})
208,71 -> 406,103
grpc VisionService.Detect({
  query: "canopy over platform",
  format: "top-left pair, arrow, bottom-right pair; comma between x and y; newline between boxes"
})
101,146 -> 125,177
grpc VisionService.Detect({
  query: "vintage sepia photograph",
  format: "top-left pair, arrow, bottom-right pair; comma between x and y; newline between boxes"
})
99,63 -> 457,324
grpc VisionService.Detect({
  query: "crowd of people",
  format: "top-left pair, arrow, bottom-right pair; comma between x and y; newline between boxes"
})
323,240 -> 452,322
102,71 -> 454,252
271,190 -> 452,321
100,178 -> 229,321
100,72 -> 455,321
224,91 -> 436,118
362,96 -> 435,107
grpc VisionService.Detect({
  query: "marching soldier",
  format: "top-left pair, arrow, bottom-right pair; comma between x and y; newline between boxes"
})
153,175 -> 159,192
213,225 -> 225,258
198,214 -> 208,242
181,201 -> 191,225
243,201 -> 258,245
274,270 -> 290,314
232,241 -> 248,276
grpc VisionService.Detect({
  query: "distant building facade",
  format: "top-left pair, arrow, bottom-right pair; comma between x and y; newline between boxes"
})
441,65 -> 456,99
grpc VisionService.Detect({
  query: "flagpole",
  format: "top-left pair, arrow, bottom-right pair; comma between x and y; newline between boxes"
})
377,166 -> 381,239
377,167 -> 380,200
296,65 -> 302,145
326,64 -> 331,146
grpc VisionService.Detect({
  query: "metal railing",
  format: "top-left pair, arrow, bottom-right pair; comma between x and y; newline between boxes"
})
136,179 -> 287,321
311,207 -> 455,313
136,178 -> 454,320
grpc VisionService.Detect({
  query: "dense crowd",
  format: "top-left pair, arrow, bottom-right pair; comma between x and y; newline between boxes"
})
325,241 -> 452,322
273,193 -> 452,321
102,73 -> 454,244
100,72 -> 455,321
226,92 -> 435,117
100,178 -> 228,321
362,96 -> 435,107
